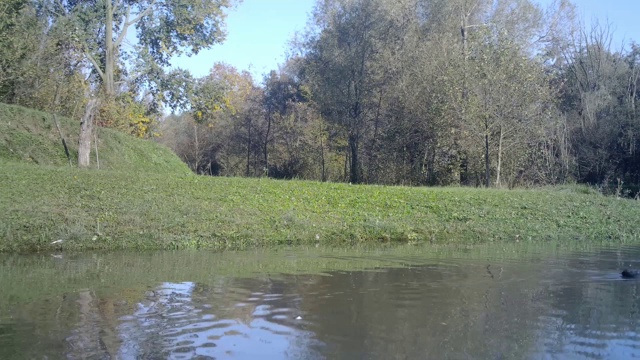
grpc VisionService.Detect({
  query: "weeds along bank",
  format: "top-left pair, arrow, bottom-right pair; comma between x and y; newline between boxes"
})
1,103 -> 639,253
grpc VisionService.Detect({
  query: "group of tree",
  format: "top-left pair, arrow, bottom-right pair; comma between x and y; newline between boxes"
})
1,0 -> 639,195
158,61 -> 331,180
0,0 -> 235,166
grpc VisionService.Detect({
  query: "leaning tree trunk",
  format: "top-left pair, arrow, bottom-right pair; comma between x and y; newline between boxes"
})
78,99 -> 99,168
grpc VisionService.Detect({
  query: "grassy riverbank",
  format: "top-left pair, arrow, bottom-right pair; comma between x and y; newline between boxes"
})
1,103 -> 639,253
1,159 -> 639,253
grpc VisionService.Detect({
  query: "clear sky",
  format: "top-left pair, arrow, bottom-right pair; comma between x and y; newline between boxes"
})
550,0 -> 640,47
171,0 -> 316,80
169,0 -> 640,82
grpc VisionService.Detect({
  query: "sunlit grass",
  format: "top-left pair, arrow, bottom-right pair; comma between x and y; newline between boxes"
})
1,159 -> 639,253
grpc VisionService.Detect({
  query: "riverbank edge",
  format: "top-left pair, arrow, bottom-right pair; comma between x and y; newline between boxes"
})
2,160 -> 639,253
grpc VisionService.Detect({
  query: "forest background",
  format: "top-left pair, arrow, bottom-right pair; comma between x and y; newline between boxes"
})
2,0 -> 639,196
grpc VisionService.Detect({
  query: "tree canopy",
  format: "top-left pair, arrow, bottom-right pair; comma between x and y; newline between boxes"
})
1,0 -> 639,195
43,0 -> 233,97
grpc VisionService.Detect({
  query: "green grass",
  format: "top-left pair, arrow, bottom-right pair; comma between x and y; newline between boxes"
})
1,159 -> 639,253
1,102 -> 639,253
0,103 -> 190,174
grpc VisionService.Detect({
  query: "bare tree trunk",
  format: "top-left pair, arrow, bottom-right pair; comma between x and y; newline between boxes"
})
264,114 -> 272,177
51,86 -> 72,167
484,124 -> 490,187
344,149 -> 349,181
104,0 -> 115,97
348,132 -> 360,183
53,114 -> 72,167
320,135 -> 326,182
367,93 -> 383,182
246,118 -> 251,177
78,99 -> 99,168
193,123 -> 199,173
561,118 -> 571,182
461,10 -> 469,101
496,126 -> 503,187
94,131 -> 100,169
421,150 -> 428,184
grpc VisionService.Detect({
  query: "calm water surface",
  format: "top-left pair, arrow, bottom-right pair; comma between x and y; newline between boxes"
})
1,244 -> 640,359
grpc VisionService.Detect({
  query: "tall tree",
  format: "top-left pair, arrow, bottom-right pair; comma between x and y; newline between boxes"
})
262,65 -> 310,176
304,0 -> 406,183
420,0 -> 556,187
560,24 -> 640,192
39,0 -> 236,167
303,0 -> 402,183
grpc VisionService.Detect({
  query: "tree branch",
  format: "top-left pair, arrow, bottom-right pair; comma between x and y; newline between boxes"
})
125,0 -> 157,28
114,6 -> 132,48
115,0 -> 158,48
84,51 -> 105,82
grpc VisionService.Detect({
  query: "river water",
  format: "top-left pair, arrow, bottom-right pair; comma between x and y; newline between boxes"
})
1,243 -> 640,359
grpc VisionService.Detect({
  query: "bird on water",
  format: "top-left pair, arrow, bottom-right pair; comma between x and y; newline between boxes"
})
621,269 -> 640,279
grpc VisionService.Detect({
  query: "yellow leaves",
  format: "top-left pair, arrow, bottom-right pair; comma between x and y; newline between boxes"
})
121,99 -> 155,138
130,114 -> 153,138
96,93 -> 155,138
225,102 -> 239,116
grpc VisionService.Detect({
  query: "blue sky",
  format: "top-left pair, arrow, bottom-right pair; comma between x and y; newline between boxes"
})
169,0 -> 640,82
171,0 -> 316,80
558,0 -> 640,46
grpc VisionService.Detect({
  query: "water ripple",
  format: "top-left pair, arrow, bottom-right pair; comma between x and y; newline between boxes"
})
6,245 -> 640,359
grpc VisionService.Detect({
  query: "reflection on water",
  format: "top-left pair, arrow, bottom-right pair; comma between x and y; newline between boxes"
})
116,281 -> 321,359
2,245 -> 640,359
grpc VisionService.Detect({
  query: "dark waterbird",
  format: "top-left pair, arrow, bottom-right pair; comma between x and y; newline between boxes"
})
621,269 -> 640,279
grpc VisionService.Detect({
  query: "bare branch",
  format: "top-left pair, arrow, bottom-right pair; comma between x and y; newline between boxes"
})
115,1 -> 158,50
125,0 -> 158,28
84,51 -> 105,82
114,6 -> 131,48
114,0 -> 159,49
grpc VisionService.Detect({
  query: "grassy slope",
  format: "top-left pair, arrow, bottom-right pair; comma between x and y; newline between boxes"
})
0,103 -> 638,253
0,103 -> 190,174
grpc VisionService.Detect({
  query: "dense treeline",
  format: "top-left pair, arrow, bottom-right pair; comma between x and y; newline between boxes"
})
1,0 -> 639,194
